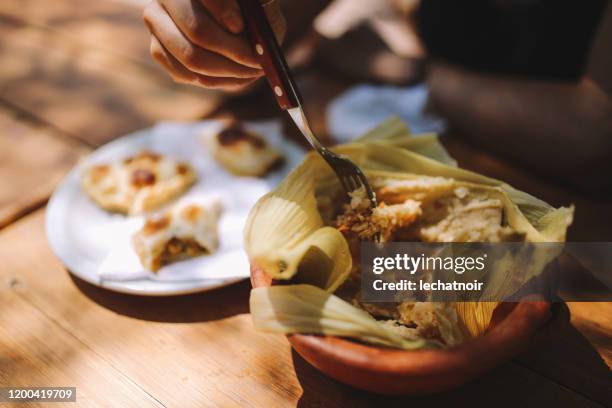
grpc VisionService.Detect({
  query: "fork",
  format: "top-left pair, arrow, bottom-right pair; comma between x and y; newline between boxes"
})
236,0 -> 377,208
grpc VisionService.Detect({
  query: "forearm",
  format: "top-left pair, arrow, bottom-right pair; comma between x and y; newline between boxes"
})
427,63 -> 612,192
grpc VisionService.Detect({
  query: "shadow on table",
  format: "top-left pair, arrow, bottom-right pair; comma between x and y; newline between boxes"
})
70,274 -> 250,323
291,303 -> 612,408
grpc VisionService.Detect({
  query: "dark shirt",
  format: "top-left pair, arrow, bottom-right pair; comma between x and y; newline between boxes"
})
418,0 -> 608,81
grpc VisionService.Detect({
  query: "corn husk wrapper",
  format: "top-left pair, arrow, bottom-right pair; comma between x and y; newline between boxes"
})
251,284 -> 429,349
245,117 -> 573,348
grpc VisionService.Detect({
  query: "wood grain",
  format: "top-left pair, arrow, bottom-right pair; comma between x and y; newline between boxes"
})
0,105 -> 86,228
0,12 -> 220,146
292,353 -> 605,408
515,303 -> 612,406
0,210 -> 302,408
0,288 -> 164,407
0,0 -> 153,65
0,210 -> 610,407
568,302 -> 612,366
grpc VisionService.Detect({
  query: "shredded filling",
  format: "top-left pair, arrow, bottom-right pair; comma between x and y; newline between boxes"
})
156,238 -> 208,270
327,179 -> 523,346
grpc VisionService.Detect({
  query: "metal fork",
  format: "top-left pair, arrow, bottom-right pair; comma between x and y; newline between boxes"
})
237,0 -> 377,208
287,107 -> 377,205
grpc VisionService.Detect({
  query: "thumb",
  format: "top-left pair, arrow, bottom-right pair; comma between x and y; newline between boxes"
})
200,0 -> 244,34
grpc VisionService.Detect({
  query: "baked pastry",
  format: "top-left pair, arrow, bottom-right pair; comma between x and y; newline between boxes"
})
205,124 -> 283,177
81,151 -> 196,214
132,199 -> 222,272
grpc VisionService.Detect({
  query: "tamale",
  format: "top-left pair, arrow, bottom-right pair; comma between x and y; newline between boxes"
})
245,118 -> 573,349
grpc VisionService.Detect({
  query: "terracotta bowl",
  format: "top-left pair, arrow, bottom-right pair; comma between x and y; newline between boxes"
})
251,264 -> 552,395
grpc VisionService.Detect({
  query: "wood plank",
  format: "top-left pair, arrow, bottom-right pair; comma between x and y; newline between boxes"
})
515,303 -> 612,407
0,288 -> 164,407
0,15 -> 221,146
0,0 -> 154,66
0,210 -> 609,407
0,210 -> 301,407
568,302 -> 612,366
292,353 -> 604,408
0,105 -> 87,228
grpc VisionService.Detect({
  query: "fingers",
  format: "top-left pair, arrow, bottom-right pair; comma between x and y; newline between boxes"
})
143,0 -> 287,90
202,0 -> 286,41
144,1 -> 262,78
158,0 -> 260,68
199,0 -> 284,39
200,0 -> 243,34
150,35 -> 259,90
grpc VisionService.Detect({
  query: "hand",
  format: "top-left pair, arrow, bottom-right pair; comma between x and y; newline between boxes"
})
144,0 -> 286,90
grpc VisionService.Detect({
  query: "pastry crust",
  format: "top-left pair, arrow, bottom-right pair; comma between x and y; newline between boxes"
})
81,151 -> 196,214
206,124 -> 283,177
132,199 -> 223,272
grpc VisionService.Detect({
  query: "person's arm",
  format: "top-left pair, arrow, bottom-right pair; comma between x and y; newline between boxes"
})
425,1 -> 612,194
427,64 -> 612,193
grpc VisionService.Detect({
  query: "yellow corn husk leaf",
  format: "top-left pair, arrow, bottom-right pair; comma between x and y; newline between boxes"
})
454,302 -> 499,338
356,116 -> 457,166
245,117 -> 573,346
251,284 -> 431,350
244,156 -> 352,292
356,115 -> 413,142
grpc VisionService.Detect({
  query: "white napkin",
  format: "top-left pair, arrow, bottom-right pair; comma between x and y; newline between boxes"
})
97,120 -> 301,283
327,84 -> 446,143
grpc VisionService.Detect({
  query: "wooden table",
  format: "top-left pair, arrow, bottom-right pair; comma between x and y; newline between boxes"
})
0,1 -> 611,406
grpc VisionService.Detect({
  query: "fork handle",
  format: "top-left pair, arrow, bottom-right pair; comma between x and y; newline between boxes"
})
237,0 -> 301,110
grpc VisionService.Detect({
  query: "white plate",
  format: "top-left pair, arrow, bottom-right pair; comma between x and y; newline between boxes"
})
46,121 -> 303,296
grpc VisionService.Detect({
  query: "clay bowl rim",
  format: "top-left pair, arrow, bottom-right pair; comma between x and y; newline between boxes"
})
250,263 -> 552,377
